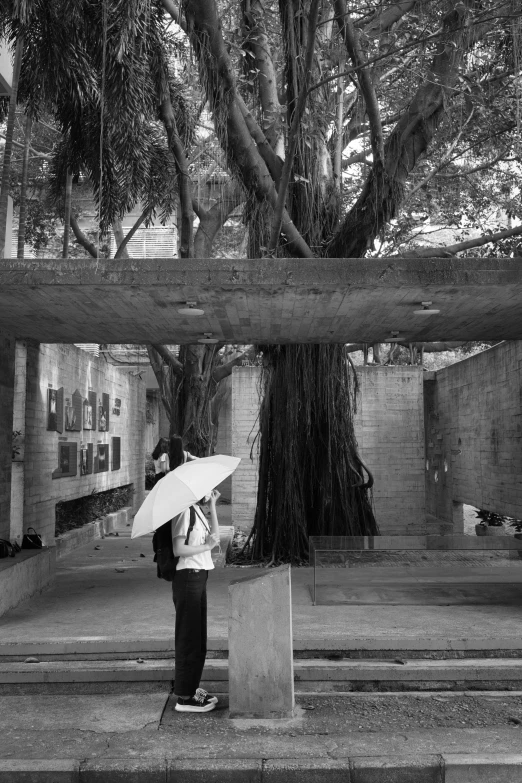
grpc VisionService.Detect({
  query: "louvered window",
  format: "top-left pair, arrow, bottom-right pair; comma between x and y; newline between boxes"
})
110,227 -> 178,258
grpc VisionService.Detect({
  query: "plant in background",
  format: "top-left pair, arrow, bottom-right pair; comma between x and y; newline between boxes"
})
55,484 -> 134,536
145,457 -> 156,490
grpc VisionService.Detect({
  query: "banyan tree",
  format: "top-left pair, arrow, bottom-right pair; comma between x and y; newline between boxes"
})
2,0 -> 522,561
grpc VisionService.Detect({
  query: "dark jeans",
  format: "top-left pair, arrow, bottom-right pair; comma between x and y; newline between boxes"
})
172,569 -> 208,697
154,472 -> 167,486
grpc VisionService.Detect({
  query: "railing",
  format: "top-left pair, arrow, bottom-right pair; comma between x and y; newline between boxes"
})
309,535 -> 522,606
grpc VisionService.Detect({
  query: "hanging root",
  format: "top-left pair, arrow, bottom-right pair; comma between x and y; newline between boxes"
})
250,344 -> 379,564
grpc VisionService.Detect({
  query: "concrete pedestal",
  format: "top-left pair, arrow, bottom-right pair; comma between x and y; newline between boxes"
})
228,564 -> 294,719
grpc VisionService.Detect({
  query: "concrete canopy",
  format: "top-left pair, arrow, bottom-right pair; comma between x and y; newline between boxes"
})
1,257 -> 522,344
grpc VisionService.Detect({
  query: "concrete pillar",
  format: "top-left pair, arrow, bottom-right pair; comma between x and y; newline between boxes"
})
10,341 -> 27,544
0,332 -> 16,540
228,564 -> 294,719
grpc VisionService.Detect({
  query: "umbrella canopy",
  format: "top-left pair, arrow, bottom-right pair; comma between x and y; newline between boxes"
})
131,454 -> 241,539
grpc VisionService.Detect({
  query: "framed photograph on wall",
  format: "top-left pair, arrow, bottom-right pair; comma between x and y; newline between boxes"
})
111,437 -> 121,471
83,399 -> 93,430
95,444 -> 109,473
47,387 -> 64,432
80,447 -> 88,475
98,393 -> 110,432
52,442 -> 78,479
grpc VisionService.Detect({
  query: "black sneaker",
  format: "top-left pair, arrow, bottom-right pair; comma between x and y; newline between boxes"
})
195,687 -> 218,705
175,692 -> 216,712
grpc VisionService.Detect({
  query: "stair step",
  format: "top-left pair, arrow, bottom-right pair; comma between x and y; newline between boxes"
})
1,658 -> 522,686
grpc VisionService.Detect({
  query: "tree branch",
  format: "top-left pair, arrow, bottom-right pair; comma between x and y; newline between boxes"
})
407,108 -> 474,197
181,0 -> 314,258
364,1 -> 418,39
150,343 -> 184,375
114,207 -> 150,259
70,214 -> 98,258
333,0 -> 384,164
160,0 -> 187,31
193,181 -> 243,257
267,0 -> 321,253
212,346 -> 256,383
328,2 -> 502,258
407,224 -> 522,258
241,0 -> 283,151
160,93 -> 194,258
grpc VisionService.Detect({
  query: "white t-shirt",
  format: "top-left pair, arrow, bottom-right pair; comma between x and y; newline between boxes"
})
171,505 -> 214,571
153,450 -> 196,475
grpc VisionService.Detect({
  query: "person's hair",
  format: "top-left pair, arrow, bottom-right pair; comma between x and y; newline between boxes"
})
151,438 -> 168,460
169,435 -> 185,471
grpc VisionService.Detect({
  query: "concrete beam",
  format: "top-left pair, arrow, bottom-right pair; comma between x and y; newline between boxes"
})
1,257 -> 522,343
228,564 -> 294,718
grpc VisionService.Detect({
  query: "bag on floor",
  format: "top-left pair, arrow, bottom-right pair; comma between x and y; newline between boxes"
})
22,527 -> 43,549
0,539 -> 16,558
153,507 -> 196,581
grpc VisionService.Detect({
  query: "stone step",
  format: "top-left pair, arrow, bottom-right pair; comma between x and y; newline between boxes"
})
2,657 -> 522,690
2,638 -> 522,659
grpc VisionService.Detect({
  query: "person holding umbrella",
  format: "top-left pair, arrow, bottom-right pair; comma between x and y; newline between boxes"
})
131,454 -> 241,712
171,488 -> 221,712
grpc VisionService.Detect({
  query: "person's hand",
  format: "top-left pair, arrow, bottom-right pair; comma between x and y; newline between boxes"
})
205,532 -> 220,549
209,489 -> 221,505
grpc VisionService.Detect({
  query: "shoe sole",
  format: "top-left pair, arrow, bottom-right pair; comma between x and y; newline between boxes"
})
175,702 -> 216,713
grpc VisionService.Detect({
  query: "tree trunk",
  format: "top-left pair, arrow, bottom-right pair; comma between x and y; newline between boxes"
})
0,37 -> 23,259
252,344 -> 378,564
62,168 -> 73,258
17,112 -> 32,259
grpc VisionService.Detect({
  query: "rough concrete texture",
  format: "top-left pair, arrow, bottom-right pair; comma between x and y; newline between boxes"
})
355,366 -> 426,535
2,537 -> 522,651
0,759 -> 79,782
0,548 -> 55,617
444,754 -> 522,782
230,366 -> 427,536
0,330 -> 15,541
23,342 -> 145,546
426,340 -> 522,523
2,257 -> 522,344
229,565 -> 294,718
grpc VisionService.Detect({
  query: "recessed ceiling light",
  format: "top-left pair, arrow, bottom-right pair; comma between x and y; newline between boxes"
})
198,333 -> 219,344
178,301 -> 205,316
387,331 -> 403,343
414,301 -> 440,315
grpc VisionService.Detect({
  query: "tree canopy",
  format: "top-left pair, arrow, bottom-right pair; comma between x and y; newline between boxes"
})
1,0 -> 521,260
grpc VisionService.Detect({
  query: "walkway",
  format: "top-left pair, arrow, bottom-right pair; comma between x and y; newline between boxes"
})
1,531 -> 522,653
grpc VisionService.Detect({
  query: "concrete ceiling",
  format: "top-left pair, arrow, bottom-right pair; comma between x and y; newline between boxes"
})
1,257 -> 522,344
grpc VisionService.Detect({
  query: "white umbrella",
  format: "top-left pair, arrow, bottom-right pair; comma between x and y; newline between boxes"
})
131,454 -> 241,539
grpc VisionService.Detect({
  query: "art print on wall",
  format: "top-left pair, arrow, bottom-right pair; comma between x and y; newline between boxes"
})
95,444 -> 109,473
65,397 -> 76,431
47,389 -> 58,430
98,393 -> 110,432
52,442 -> 78,479
80,447 -> 88,475
47,387 -> 64,433
83,399 -> 93,430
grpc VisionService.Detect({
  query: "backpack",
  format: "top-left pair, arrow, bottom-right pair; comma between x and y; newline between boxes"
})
153,506 -> 197,581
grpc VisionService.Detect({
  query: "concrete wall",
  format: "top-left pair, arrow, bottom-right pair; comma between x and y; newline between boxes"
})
425,341 -> 522,526
215,375 -> 232,502
231,367 -> 260,532
0,331 -> 16,539
230,365 -> 426,535
22,343 -> 146,545
354,366 -> 426,535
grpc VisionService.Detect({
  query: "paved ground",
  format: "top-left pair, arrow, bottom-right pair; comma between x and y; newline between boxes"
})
2,531 -> 522,650
2,532 -> 522,779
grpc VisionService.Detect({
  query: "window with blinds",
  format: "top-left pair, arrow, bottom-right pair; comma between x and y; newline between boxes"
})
110,227 -> 178,258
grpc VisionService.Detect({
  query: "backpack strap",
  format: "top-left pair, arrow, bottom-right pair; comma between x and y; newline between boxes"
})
185,506 -> 198,545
